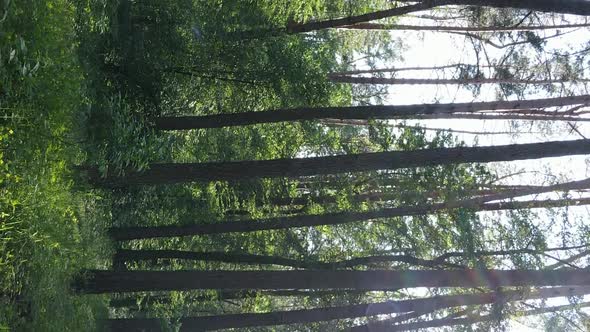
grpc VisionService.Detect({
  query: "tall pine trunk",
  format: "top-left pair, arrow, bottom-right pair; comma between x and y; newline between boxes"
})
339,22 -> 590,32
88,139 -> 590,187
107,178 -> 590,241
153,95 -> 590,129
354,301 -> 590,332
289,0 -> 590,34
105,286 -> 590,331
328,76 -> 590,85
75,269 -> 590,293
114,236 -> 590,269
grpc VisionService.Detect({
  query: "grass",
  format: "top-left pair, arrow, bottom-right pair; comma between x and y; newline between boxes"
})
0,0 -> 111,330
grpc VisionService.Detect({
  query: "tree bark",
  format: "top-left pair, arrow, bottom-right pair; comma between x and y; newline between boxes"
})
288,0 -> 590,34
287,2 -> 447,34
355,301 -> 590,332
331,64 -> 500,76
105,286 -> 590,331
113,249 -> 464,269
75,269 -> 590,294
108,193 -> 590,241
88,139 -> 590,187
329,76 -> 590,85
414,113 -> 590,122
153,95 -> 590,129
339,22 -> 590,32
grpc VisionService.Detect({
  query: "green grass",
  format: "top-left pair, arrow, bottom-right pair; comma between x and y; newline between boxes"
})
0,0 -> 110,330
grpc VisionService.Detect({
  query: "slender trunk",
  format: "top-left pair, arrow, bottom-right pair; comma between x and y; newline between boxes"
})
108,191 -> 590,241
329,76 -> 590,85
287,2 -> 446,34
75,269 -> 590,294
415,113 -> 590,122
113,249 -> 464,269
339,22 -> 590,32
321,119 -> 533,135
331,64 -> 500,76
114,241 -> 590,271
105,287 -> 590,331
288,0 -> 590,34
546,249 -> 590,269
351,288 -> 590,331
153,95 -> 590,129
87,139 -> 590,187
361,301 -> 590,332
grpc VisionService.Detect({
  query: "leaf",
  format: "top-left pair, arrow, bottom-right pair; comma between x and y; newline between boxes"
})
8,49 -> 15,62
19,37 -> 26,53
30,61 -> 40,73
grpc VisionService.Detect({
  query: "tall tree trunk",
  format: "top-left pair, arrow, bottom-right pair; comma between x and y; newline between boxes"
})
289,0 -> 590,34
329,76 -> 590,85
414,113 -> 590,122
113,239 -> 590,270
153,95 -> 590,129
355,301 -> 590,332
105,287 -> 590,331
113,249 -> 464,269
108,186 -> 590,241
75,269 -> 590,293
331,64 -> 501,76
287,1 -> 445,34
339,22 -> 590,32
88,139 -> 590,187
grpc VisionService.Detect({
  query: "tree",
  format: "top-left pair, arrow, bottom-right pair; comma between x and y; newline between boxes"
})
105,286 -> 590,331
86,139 -> 590,187
153,95 -> 590,129
338,22 -> 590,32
114,238 -> 590,269
287,0 -> 590,34
328,76 -> 590,85
109,196 -> 590,241
75,269 -> 590,293
353,301 -> 590,332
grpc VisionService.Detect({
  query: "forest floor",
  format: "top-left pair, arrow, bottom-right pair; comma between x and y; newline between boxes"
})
0,0 -> 115,330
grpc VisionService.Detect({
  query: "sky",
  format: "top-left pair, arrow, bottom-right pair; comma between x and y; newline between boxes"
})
356,9 -> 590,331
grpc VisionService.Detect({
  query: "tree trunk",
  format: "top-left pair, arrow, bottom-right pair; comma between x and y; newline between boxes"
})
414,113 -> 590,122
339,22 -> 590,32
153,95 -> 590,129
113,238 -> 590,270
356,301 -> 590,332
331,64 -> 499,76
105,287 -> 590,331
75,269 -> 590,294
329,76 -> 590,85
108,194 -> 590,242
287,2 -> 445,34
88,139 -> 590,187
113,249 -> 463,269
289,0 -> 590,34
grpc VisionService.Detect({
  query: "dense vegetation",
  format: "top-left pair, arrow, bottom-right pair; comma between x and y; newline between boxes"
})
2,0 -> 590,331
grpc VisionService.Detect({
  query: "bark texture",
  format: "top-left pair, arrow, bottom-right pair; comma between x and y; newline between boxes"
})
76,269 -> 590,294
154,95 -> 590,129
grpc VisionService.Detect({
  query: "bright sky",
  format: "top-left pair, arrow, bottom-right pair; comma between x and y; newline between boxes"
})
363,9 -> 590,331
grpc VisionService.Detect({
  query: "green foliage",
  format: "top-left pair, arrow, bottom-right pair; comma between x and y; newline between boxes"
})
1,0 -> 578,330
0,0 -> 109,330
